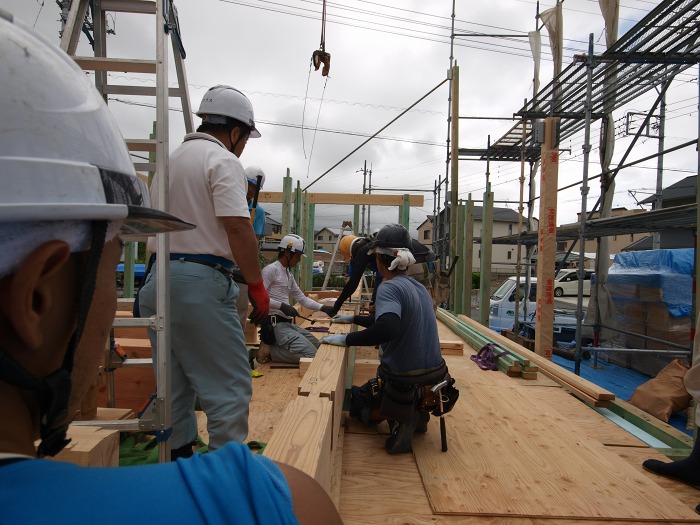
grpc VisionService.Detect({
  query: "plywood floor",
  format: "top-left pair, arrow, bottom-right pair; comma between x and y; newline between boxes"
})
242,321 -> 700,524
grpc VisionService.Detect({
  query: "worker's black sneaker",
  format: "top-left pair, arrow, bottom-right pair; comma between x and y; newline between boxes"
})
385,422 -> 414,454
643,456 -> 700,489
415,412 -> 430,434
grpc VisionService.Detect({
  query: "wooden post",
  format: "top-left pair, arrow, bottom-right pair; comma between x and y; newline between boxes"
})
353,205 -> 359,234
479,185 -> 494,326
454,202 -> 465,313
464,196 -> 475,317
535,117 -> 560,359
304,202 -> 315,290
281,168 -> 292,236
400,194 -> 411,228
292,184 -> 303,284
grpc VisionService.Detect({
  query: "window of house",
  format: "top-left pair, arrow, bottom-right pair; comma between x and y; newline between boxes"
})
508,224 -> 513,235
423,230 -> 430,240
507,251 -> 512,260
478,250 -> 481,258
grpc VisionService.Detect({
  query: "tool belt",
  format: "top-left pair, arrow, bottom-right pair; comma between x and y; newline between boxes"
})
258,315 -> 293,345
377,359 -> 459,423
350,359 -> 460,425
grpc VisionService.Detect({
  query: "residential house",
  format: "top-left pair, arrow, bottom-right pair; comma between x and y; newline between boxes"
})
626,175 -> 696,250
314,227 -> 342,253
416,215 -> 433,248
433,205 -> 537,274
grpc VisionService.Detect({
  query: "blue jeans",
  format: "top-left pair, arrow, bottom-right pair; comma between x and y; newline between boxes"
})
138,259 -> 251,449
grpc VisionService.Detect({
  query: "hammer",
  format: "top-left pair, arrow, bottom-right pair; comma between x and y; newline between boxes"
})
295,313 -> 316,325
431,379 -> 449,452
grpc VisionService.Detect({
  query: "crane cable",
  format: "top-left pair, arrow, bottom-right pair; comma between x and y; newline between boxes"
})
302,0 -> 330,167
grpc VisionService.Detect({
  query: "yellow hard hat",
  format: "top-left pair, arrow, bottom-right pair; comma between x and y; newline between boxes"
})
339,234 -> 357,259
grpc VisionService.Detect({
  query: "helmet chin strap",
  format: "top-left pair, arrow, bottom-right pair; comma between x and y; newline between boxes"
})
0,221 -> 107,457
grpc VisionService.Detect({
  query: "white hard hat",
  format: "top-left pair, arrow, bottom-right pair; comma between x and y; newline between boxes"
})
197,85 -> 261,138
0,10 -> 193,236
245,166 -> 266,189
279,234 -> 306,255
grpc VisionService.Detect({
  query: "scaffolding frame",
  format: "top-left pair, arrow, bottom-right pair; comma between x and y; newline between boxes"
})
446,0 -> 700,373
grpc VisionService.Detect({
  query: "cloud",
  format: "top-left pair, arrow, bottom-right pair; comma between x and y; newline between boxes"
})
7,0 -> 697,238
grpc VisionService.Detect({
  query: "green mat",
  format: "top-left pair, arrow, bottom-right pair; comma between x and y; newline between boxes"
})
119,434 -> 265,466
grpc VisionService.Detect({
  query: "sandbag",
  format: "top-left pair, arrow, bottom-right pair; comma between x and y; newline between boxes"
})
628,359 -> 691,422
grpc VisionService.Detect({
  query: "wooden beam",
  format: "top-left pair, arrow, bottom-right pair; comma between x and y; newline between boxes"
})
264,396 -> 333,495
257,192 -> 424,206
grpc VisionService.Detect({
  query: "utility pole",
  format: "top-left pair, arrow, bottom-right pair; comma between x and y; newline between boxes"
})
367,164 -> 373,233
361,160 -> 367,235
653,90 -> 666,250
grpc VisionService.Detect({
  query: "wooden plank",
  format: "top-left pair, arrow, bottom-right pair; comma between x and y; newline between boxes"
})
52,426 -> 120,467
439,341 -> 464,355
525,386 -> 647,447
608,398 -> 694,449
413,378 -> 699,521
73,56 -> 157,73
257,192 -> 424,206
264,396 -> 333,495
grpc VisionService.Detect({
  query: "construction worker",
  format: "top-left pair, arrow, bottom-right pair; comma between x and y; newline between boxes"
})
321,224 -> 458,454
245,165 -> 268,241
258,234 -> 335,364
332,230 -> 438,315
642,315 -> 700,512
137,84 -> 271,460
0,12 -> 341,525
235,165 -> 267,334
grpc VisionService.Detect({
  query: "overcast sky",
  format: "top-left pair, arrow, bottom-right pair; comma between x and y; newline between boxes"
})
6,0 -> 697,237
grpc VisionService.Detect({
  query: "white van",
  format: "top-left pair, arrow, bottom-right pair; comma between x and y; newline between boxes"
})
553,269 -> 593,297
488,276 -> 537,334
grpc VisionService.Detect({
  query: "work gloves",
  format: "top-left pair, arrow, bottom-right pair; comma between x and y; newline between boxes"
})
319,334 -> 348,347
320,305 -> 336,317
279,303 -> 299,318
331,314 -> 354,324
247,280 -> 270,325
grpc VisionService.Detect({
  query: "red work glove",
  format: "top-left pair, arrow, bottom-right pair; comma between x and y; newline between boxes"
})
247,280 -> 270,325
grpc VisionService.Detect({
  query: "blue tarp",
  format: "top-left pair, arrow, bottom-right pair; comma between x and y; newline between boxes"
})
608,249 -> 693,318
116,263 -> 146,277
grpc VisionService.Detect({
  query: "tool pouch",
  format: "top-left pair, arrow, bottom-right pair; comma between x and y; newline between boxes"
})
431,376 -> 460,417
349,377 -> 384,425
259,323 -> 276,345
380,381 -> 417,424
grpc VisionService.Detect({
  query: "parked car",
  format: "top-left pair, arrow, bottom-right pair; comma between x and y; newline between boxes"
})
489,275 -> 580,339
553,268 -> 593,297
489,276 -> 537,334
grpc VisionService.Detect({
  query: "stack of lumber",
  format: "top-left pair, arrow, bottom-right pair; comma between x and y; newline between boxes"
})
443,309 -> 616,407
437,309 -> 539,380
